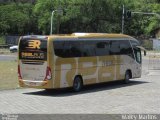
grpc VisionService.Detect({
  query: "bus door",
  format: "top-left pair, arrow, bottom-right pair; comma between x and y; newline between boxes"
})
133,47 -> 142,78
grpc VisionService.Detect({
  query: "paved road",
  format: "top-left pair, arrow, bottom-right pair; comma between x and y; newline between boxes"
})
0,71 -> 160,114
0,54 -> 17,61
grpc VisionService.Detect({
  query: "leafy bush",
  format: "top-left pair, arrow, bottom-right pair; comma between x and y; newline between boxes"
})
0,36 -> 5,44
142,40 -> 153,50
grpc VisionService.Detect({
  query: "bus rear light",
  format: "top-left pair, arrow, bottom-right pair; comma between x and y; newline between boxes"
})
18,65 -> 22,79
45,67 -> 52,80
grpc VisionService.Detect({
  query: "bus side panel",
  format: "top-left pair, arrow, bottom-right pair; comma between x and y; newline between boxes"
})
97,54 -> 138,83
98,56 -> 116,83
116,55 -> 125,80
54,57 -> 98,88
54,57 -> 77,88
48,38 -> 54,89
119,55 -> 136,79
78,57 -> 97,85
53,55 -> 137,88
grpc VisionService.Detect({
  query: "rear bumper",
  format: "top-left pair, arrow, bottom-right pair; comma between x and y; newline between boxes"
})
19,79 -> 53,89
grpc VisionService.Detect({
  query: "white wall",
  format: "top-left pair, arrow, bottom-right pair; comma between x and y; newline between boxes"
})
153,39 -> 160,50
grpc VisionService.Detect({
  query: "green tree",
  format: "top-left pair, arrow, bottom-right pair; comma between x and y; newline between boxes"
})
60,0 -> 123,33
34,0 -> 59,34
32,0 -> 160,35
0,3 -> 35,35
1,0 -> 159,36
124,0 -> 160,36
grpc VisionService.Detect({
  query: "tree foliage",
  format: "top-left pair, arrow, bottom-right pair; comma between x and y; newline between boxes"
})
0,3 -> 36,35
124,0 -> 160,36
0,0 -> 159,36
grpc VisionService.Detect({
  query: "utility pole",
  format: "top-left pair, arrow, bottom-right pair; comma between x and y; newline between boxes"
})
50,10 -> 55,35
50,9 -> 63,35
121,4 -> 125,34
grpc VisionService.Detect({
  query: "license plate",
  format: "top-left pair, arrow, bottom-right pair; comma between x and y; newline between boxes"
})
29,82 -> 36,86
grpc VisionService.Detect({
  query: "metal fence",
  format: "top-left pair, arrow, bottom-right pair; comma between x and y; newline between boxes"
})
148,51 -> 160,70
5,36 -> 20,45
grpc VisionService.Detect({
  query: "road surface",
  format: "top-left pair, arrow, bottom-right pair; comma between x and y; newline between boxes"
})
0,55 -> 17,61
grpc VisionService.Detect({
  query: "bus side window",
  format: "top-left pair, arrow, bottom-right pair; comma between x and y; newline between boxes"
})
96,41 -> 110,56
120,40 -> 134,58
82,41 -> 96,57
130,40 -> 140,47
110,40 -> 120,55
54,41 -> 65,57
59,41 -> 82,58
62,42 -> 71,57
70,42 -> 83,57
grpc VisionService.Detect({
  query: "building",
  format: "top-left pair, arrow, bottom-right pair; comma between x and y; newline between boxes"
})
154,28 -> 160,39
152,28 -> 160,50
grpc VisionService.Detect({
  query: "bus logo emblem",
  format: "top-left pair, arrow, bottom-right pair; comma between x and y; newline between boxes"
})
27,40 -> 41,49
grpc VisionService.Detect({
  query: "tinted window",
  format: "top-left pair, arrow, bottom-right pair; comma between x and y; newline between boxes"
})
82,41 -> 96,57
54,40 -> 138,58
53,41 -> 65,57
19,38 -> 47,60
130,40 -> 140,47
110,40 -> 120,55
70,42 -> 84,57
95,41 -> 110,56
54,40 -> 95,58
120,40 -> 134,58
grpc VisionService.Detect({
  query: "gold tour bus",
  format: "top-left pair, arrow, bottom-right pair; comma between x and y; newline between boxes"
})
18,33 -> 143,91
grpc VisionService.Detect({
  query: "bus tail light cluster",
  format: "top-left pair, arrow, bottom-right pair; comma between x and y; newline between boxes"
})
18,65 -> 22,79
45,67 -> 52,80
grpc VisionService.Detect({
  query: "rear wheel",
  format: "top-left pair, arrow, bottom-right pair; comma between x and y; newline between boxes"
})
73,76 -> 83,92
124,71 -> 130,84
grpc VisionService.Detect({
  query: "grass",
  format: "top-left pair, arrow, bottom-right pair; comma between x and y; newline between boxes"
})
0,48 -> 18,55
0,36 -> 5,44
0,48 -> 10,54
0,61 -> 18,90
0,36 -> 11,54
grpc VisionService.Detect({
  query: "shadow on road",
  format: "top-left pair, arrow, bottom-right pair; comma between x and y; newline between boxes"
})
23,80 -> 149,97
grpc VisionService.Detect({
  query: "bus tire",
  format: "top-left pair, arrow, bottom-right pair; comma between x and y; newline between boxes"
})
124,71 -> 130,84
73,76 -> 83,92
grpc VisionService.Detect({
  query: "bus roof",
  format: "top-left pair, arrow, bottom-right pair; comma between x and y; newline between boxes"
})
21,33 -> 135,40
71,33 -> 133,38
48,33 -> 135,39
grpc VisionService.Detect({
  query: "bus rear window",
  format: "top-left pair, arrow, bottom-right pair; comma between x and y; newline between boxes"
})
19,38 -> 47,60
